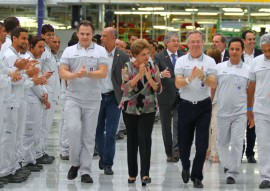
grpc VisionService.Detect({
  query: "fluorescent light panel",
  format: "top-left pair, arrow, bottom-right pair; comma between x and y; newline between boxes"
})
250,13 -> 270,16
197,12 -> 218,15
222,8 -> 243,12
259,8 -> 270,12
224,12 -> 244,16
138,7 -> 164,11
185,8 -> 198,12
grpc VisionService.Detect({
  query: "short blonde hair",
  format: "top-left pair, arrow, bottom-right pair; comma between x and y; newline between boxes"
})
131,39 -> 150,55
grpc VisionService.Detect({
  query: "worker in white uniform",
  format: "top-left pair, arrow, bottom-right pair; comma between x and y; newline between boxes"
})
216,37 -> 250,184
0,27 -> 40,183
36,24 -> 60,164
59,20 -> 108,183
247,33 -> 270,189
21,36 -> 49,171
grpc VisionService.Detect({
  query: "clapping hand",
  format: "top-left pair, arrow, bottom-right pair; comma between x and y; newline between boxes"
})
162,67 -> 171,78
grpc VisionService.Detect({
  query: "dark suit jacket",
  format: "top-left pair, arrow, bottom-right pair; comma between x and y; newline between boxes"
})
241,48 -> 263,62
154,49 -> 184,105
223,50 -> 229,62
111,48 -> 130,104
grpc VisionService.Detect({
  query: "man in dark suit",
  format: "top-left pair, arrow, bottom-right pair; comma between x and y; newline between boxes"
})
212,34 -> 229,62
241,30 -> 262,163
96,27 -> 129,175
154,32 -> 184,162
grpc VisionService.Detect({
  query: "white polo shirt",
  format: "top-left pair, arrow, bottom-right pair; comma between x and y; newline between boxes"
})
60,42 -> 108,101
174,53 -> 216,102
215,60 -> 250,117
249,54 -> 270,116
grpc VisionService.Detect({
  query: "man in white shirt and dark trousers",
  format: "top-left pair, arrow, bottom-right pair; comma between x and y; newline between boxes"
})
175,30 -> 217,188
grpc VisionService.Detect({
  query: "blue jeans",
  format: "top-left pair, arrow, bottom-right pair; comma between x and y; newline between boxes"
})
95,93 -> 121,167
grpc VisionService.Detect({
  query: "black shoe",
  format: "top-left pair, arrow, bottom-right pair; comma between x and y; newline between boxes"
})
116,132 -> 124,140
224,167 -> 228,174
81,174 -> 93,183
141,177 -> 151,186
259,180 -> 270,189
120,129 -> 127,135
128,177 -> 136,183
173,151 -> 180,162
35,163 -> 43,170
17,167 -> 31,177
24,163 -> 41,172
0,178 -> 8,184
93,145 -> 99,157
226,177 -> 235,184
44,153 -> 55,161
99,159 -> 104,170
3,173 -> 27,183
36,155 -> 54,164
182,169 -> 190,183
247,156 -> 257,163
67,166 -> 79,180
104,166 -> 114,175
167,156 -> 178,162
0,181 -> 4,188
60,154 -> 69,160
193,178 -> 203,188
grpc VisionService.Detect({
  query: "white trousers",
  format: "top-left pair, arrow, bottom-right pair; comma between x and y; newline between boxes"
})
59,99 -> 69,157
217,114 -> 246,179
0,104 -> 7,177
65,99 -> 100,176
21,101 -> 43,165
36,97 -> 56,159
208,103 -> 218,156
254,113 -> 270,182
0,107 -> 18,176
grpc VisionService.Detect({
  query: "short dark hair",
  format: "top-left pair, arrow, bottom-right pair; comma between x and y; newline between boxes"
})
228,37 -> 244,50
41,24 -> 54,34
241,30 -> 255,40
4,17 -> 20,33
29,36 -> 45,49
76,20 -> 95,33
213,34 -> 227,43
11,27 -> 28,42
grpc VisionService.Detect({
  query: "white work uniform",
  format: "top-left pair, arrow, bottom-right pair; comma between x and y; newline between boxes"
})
0,46 -> 31,176
60,42 -> 108,176
249,55 -> 270,182
215,60 -> 250,179
59,80 -> 69,157
0,59 -> 12,177
21,52 -> 47,165
36,45 -> 60,159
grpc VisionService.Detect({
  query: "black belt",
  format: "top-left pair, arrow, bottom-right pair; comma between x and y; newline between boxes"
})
180,97 -> 210,104
102,91 -> 114,96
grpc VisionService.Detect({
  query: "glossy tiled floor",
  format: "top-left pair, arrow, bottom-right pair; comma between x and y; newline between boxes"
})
2,106 -> 261,190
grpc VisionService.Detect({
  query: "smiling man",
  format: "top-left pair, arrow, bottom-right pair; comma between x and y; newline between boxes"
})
60,20 -> 108,183
175,30 -> 217,188
215,37 -> 250,185
155,32 -> 184,163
